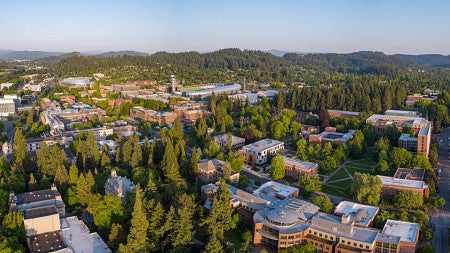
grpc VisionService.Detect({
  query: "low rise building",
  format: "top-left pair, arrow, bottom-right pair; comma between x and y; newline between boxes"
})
213,134 -> 246,151
130,106 -> 177,126
60,77 -> 91,89
242,139 -> 284,165
309,128 -> 356,145
9,185 -> 66,216
380,220 -> 419,253
198,159 -> 240,184
184,83 -> 241,98
104,170 -> 136,200
377,175 -> 429,198
283,156 -> 318,180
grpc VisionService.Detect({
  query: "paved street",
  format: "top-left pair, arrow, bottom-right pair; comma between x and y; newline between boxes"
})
431,127 -> 450,253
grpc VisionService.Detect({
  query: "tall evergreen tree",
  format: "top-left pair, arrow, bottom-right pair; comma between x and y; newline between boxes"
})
119,186 -> 149,252
171,194 -> 196,250
203,181 -> 236,242
101,145 -> 111,168
161,140 -> 186,201
148,201 -> 165,251
12,128 -> 26,173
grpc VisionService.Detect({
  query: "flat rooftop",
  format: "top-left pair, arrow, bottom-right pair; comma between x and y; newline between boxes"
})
385,110 -> 419,117
418,122 -> 431,136
253,181 -> 298,200
327,109 -> 360,116
316,130 -> 356,142
382,220 -> 420,243
60,216 -> 111,253
283,156 -> 317,170
242,138 -> 283,153
213,133 -> 245,143
334,201 -> 379,227
394,168 -> 425,180
377,175 -> 427,189
311,213 -> 379,244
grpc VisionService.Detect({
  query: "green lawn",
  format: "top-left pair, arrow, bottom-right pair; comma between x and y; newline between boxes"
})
346,166 -> 374,176
321,184 -> 349,198
327,178 -> 353,188
327,168 -> 350,182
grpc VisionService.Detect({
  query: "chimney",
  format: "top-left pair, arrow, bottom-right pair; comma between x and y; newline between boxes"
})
341,214 -> 350,224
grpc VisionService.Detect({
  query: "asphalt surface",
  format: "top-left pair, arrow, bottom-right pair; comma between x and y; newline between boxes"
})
431,127 -> 450,253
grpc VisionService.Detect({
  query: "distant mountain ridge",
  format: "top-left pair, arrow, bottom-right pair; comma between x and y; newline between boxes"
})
0,50 -> 64,60
2,48 -> 450,69
0,50 -> 149,60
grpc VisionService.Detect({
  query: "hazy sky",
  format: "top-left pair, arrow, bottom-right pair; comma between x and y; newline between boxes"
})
1,0 -> 450,54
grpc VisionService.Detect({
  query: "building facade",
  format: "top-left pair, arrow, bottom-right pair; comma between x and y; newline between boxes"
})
198,159 -> 240,184
242,139 -> 284,165
283,156 -> 318,180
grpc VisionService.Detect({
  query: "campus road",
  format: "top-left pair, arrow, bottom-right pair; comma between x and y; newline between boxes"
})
431,127 -> 450,253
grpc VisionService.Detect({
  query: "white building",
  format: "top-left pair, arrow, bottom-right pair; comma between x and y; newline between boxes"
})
242,138 -> 284,165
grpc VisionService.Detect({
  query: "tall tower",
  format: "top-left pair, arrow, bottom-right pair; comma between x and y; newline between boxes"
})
170,75 -> 177,94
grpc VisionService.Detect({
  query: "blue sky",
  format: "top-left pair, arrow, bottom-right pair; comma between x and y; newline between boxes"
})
0,0 -> 449,54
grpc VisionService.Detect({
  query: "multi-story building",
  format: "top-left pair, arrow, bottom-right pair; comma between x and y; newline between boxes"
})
130,106 -> 177,126
367,111 -> 432,157
253,198 -> 319,252
366,112 -> 427,135
398,123 -> 432,158
9,185 -> 66,216
60,77 -> 91,89
417,122 -> 432,158
213,134 -> 246,152
184,83 -> 241,98
283,156 -> 318,180
242,139 -> 284,165
0,96 -> 17,117
201,181 -> 419,253
379,220 -> 420,253
198,159 -> 240,184
9,186 -> 111,253
104,170 -> 136,201
377,175 -> 429,198
309,128 -> 356,145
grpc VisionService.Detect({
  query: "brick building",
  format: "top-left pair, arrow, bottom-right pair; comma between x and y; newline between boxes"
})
283,156 -> 318,180
129,106 -> 177,126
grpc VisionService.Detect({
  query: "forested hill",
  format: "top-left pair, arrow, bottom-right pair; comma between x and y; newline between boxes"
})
283,51 -> 413,75
55,49 -> 293,83
53,48 -> 450,84
394,54 -> 450,68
